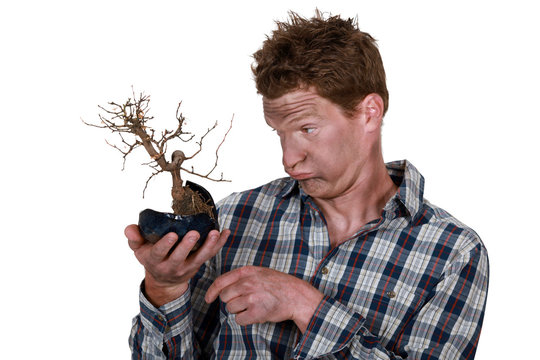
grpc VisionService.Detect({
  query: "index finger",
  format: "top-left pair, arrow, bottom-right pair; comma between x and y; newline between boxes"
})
205,266 -> 252,304
125,224 -> 144,251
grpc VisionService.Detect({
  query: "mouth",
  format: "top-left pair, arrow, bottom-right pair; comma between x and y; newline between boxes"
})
287,172 -> 313,181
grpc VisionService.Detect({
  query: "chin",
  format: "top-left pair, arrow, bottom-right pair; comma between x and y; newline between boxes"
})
299,179 -> 329,198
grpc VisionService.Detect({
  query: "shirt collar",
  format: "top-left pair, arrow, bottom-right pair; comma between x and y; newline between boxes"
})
385,160 -> 425,219
275,177 -> 300,198
275,159 -> 425,219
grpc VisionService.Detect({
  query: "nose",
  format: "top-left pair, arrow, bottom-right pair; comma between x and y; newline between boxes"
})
281,136 -> 305,172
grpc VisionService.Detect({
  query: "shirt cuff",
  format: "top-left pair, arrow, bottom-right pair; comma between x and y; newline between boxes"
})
138,281 -> 193,343
293,295 -> 365,359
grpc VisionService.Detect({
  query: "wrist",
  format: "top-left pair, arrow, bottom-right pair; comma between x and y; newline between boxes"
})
291,282 -> 325,333
143,272 -> 189,308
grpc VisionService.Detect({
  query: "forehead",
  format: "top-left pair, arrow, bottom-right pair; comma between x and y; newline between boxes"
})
263,89 -> 325,124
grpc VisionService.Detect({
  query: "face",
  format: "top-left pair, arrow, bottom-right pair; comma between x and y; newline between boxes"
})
263,88 -> 375,201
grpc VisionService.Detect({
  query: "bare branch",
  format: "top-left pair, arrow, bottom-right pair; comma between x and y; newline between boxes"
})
81,117 -> 107,129
143,168 -> 165,198
104,133 -> 141,170
180,166 -> 231,182
183,115 -> 234,179
205,114 -> 234,177
185,121 -> 219,161
84,89 -> 233,211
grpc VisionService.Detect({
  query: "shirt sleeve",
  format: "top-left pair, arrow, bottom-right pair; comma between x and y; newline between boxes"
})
128,282 -> 194,359
293,241 -> 489,360
129,260 -> 221,359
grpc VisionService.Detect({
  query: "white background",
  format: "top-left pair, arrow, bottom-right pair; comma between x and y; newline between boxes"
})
1,0 -> 538,358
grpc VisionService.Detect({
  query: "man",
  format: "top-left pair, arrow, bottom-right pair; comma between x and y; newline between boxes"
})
126,11 -> 489,359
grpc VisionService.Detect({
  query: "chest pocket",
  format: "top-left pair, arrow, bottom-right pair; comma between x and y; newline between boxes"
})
346,278 -> 427,343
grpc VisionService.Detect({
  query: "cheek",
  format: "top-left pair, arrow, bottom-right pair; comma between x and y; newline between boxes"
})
308,143 -> 348,174
320,136 -> 360,172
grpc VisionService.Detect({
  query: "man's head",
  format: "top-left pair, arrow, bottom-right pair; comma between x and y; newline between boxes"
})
252,10 -> 389,117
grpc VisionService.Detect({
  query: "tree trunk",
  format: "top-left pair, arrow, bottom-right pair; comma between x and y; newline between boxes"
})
170,155 -> 214,218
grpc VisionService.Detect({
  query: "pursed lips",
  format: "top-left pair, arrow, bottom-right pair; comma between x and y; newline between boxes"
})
287,172 -> 313,180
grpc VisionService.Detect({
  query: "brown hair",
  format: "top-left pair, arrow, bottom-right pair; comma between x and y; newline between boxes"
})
252,11 -> 389,116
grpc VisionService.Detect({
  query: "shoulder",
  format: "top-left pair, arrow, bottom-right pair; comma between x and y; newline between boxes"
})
419,199 -> 488,267
389,159 -> 487,260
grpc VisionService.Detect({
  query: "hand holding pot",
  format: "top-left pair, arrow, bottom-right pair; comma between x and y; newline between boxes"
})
125,224 -> 230,307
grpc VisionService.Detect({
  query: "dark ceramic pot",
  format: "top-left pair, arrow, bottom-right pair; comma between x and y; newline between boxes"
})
138,181 -> 219,251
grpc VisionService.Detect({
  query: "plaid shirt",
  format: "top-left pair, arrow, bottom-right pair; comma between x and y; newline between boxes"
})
130,160 -> 489,359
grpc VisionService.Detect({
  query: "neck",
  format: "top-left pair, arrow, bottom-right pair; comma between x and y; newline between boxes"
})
313,157 -> 397,247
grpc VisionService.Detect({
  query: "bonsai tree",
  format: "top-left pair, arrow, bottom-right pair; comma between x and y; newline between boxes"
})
83,89 -> 232,245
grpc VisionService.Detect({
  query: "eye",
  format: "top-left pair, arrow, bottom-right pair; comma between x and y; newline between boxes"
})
302,127 -> 315,134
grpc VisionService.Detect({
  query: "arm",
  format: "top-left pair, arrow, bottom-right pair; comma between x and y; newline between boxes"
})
126,225 -> 230,359
205,242 -> 488,359
294,242 -> 489,359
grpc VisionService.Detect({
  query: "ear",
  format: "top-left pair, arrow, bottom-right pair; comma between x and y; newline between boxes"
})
356,93 -> 384,133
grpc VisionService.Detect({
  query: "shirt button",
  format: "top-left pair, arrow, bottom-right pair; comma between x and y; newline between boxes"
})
157,315 -> 165,322
386,291 -> 396,299
321,267 -> 329,275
